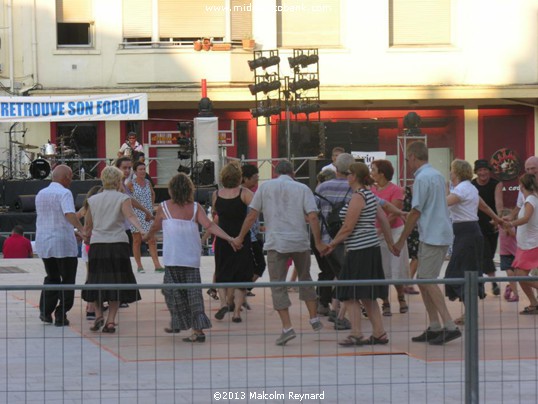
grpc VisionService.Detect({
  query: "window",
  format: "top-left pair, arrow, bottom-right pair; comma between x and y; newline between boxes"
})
389,0 -> 452,47
122,0 -> 244,44
56,0 -> 94,47
277,0 -> 340,48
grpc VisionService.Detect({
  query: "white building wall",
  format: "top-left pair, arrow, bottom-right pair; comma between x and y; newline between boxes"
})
0,0 -> 534,92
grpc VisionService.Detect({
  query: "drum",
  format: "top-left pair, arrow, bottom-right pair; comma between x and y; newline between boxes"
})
43,143 -> 56,157
29,158 -> 51,180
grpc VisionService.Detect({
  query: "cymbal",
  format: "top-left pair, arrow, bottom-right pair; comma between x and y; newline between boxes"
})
19,144 -> 38,150
10,140 -> 24,145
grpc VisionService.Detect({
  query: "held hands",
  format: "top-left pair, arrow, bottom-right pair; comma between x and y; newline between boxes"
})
144,210 -> 154,222
230,237 -> 243,251
392,238 -> 404,257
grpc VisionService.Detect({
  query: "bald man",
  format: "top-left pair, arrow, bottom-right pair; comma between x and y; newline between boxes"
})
36,165 -> 85,326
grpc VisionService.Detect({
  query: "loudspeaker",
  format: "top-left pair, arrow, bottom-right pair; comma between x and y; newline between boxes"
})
15,195 -> 36,212
193,160 -> 215,186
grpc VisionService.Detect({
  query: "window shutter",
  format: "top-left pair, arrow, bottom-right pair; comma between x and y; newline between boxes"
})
123,0 -> 153,38
231,0 -> 252,41
56,0 -> 92,22
390,0 -> 451,46
278,0 -> 340,47
158,0 -> 226,39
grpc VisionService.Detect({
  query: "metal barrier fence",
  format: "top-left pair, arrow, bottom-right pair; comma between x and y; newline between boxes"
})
1,275 -> 538,403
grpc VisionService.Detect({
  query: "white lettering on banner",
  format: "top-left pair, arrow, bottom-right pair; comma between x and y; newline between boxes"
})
0,94 -> 147,122
351,151 -> 387,169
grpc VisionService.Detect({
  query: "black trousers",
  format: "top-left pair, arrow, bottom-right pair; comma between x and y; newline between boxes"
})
39,257 -> 78,319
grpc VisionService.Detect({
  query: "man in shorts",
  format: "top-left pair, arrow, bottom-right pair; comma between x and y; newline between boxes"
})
394,141 -> 461,345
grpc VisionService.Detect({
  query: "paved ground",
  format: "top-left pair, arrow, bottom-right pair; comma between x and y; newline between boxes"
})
0,256 -> 537,403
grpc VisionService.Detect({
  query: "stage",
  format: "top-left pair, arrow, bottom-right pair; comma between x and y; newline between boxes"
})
0,179 -> 217,233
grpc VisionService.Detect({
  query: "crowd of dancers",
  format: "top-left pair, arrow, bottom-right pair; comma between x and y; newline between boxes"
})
33,141 -> 538,346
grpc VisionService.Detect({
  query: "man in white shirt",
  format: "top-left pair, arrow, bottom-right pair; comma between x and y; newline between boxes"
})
36,165 -> 85,326
511,156 -> 538,219
233,160 -> 326,346
320,146 -> 345,172
117,132 -> 143,160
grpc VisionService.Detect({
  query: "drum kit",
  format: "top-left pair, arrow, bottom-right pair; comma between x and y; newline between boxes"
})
8,136 -> 79,180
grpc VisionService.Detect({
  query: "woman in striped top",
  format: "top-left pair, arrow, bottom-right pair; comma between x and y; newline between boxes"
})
322,162 -> 395,347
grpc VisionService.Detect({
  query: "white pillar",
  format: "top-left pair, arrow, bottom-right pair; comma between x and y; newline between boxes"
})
464,108 -> 479,161
256,124 -> 272,181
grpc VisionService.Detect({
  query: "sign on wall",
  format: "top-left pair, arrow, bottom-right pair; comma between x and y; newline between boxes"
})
0,93 -> 148,122
351,151 -> 387,168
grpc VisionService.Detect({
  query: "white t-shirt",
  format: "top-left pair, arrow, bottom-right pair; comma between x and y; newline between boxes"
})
320,163 -> 337,172
516,194 -> 538,250
118,141 -> 143,157
448,180 -> 479,223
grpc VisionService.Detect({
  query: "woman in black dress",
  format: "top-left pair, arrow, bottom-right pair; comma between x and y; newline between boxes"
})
212,162 -> 255,322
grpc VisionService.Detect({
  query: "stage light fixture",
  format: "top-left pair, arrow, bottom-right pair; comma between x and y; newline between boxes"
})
289,78 -> 319,92
291,103 -> 320,115
250,105 -> 282,118
177,165 -> 191,174
198,97 -> 214,117
248,80 -> 281,95
248,55 -> 281,70
403,112 -> 422,135
288,54 -> 319,69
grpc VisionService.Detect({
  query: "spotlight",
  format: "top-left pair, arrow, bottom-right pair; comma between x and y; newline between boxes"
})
288,54 -> 318,69
177,121 -> 193,133
177,165 -> 191,174
248,80 -> 281,95
247,55 -> 281,70
289,78 -> 319,92
403,112 -> 422,135
291,103 -> 320,115
250,105 -> 282,118
198,97 -> 214,117
177,151 -> 191,160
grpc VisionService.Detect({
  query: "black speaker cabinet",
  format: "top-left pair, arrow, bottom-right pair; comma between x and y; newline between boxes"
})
15,195 -> 37,212
194,160 -> 215,186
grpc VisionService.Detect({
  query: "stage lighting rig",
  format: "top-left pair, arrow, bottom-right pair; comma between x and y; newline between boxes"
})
250,99 -> 282,118
291,102 -> 320,115
248,55 -> 281,70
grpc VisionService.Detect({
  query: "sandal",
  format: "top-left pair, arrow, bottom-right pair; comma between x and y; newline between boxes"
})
504,285 -> 512,300
232,316 -> 242,323
454,316 -> 465,325
368,333 -> 389,345
164,327 -> 181,333
182,333 -> 206,343
404,286 -> 419,295
338,335 -> 369,347
398,296 -> 408,314
382,303 -> 392,317
102,322 -> 116,333
520,306 -> 538,315
206,289 -> 219,300
89,317 -> 104,332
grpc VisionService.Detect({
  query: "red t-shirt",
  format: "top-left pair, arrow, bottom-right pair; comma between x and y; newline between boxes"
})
3,234 -> 33,258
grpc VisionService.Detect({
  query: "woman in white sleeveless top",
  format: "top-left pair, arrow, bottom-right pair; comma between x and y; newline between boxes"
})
145,173 -> 236,343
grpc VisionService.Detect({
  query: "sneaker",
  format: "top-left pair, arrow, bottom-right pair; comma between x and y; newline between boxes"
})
317,303 -> 330,316
334,318 -> 351,330
86,312 -> 96,320
54,317 -> 70,327
155,267 -> 165,273
328,310 -> 337,323
39,314 -> 53,324
411,327 -> 443,342
492,282 -> 500,296
275,329 -> 296,346
310,318 -> 323,332
119,302 -> 129,308
137,268 -> 145,273
428,328 -> 462,345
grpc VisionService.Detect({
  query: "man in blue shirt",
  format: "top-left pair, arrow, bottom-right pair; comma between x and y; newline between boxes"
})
394,141 -> 460,345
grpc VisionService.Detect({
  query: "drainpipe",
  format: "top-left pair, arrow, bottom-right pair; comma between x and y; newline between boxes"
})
8,0 -> 14,93
31,0 -> 38,86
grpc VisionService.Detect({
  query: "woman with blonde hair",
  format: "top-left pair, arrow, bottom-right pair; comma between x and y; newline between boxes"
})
212,161 -> 255,322
322,162 -> 395,346
145,173 -> 236,342
82,166 -> 145,333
